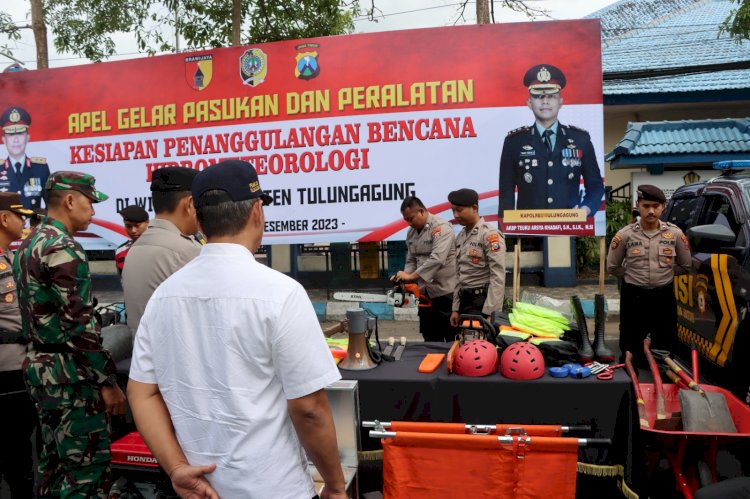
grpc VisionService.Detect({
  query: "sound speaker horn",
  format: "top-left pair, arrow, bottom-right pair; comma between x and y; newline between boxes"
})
338,308 -> 376,370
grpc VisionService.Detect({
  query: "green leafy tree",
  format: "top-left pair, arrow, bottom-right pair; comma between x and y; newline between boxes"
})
0,0 -> 359,68
720,0 -> 750,42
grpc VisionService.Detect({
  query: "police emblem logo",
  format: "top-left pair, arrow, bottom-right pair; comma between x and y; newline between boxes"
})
610,234 -> 622,250
294,43 -> 320,80
3,292 -> 12,303
240,48 -> 268,87
249,181 -> 260,193
536,66 -> 551,83
522,145 -> 533,151
9,109 -> 20,123
0,263 -> 5,270
631,248 -> 642,255
662,232 -> 674,239
185,54 -> 213,91
431,226 -> 442,240
486,233 -> 502,252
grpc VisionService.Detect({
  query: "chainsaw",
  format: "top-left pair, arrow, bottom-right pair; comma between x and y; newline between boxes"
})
333,282 -> 431,308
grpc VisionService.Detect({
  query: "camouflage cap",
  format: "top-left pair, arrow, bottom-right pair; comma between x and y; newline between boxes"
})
0,192 -> 33,216
45,171 -> 109,203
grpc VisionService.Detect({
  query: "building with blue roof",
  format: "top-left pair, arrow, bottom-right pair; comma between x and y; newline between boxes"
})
586,0 -> 750,201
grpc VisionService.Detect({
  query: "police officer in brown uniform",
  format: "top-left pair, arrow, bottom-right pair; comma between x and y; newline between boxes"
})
448,189 -> 506,327
122,167 -> 201,337
0,192 -> 35,497
394,196 -> 457,342
607,185 -> 691,365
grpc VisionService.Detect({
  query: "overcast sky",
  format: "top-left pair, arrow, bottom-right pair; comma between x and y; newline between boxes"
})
2,0 -> 618,69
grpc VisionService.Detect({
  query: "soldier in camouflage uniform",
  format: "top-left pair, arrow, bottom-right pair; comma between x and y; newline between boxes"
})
13,171 -> 126,498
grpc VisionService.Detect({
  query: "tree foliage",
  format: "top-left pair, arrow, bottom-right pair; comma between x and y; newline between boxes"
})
720,0 -> 750,43
0,0 -> 359,67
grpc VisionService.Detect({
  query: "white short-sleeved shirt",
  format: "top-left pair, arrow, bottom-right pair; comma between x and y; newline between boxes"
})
129,243 -> 341,498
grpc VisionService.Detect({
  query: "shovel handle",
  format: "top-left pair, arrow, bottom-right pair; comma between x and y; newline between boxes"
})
664,369 -> 689,389
625,351 -> 649,428
691,343 -> 700,384
644,338 -> 668,420
664,356 -> 705,395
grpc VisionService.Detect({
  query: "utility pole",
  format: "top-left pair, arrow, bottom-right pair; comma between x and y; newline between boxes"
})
477,0 -> 490,24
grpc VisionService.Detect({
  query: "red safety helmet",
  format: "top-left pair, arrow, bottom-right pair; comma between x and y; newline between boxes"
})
453,339 -> 498,377
500,342 -> 545,380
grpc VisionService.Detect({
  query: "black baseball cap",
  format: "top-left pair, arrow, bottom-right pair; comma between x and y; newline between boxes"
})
150,167 -> 198,192
192,160 -> 273,208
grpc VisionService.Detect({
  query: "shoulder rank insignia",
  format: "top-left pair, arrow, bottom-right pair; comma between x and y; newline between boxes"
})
30,156 -> 47,164
506,125 -> 531,137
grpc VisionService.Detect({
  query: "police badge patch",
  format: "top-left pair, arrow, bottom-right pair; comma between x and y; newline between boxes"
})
185,54 -> 213,91
486,233 -> 502,252
295,43 -> 320,80
240,48 -> 268,87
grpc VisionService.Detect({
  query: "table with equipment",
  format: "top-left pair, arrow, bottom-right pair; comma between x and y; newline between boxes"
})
340,342 -> 640,498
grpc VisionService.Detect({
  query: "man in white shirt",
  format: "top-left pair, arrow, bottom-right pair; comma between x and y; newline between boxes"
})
127,159 -> 346,499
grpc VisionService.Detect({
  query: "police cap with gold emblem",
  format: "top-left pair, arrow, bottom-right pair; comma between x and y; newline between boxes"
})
523,64 -> 566,96
150,167 -> 198,193
1,106 -> 31,134
0,192 -> 33,216
448,188 -> 479,207
636,184 -> 666,204
192,160 -> 273,207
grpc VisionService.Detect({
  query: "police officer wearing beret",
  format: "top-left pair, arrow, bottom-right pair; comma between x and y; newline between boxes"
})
448,188 -> 506,326
122,167 -> 202,338
114,205 -> 150,276
607,185 -> 691,366
499,64 -> 604,217
0,106 -> 51,209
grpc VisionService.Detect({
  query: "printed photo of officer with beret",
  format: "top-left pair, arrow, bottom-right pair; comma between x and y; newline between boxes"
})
498,64 -> 604,218
0,106 -> 51,209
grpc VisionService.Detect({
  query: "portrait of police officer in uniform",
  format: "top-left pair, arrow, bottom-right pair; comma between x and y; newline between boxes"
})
498,64 -> 604,218
0,106 -> 50,209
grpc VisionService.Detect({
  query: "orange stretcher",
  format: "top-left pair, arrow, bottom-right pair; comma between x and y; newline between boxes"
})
365,420 -> 610,499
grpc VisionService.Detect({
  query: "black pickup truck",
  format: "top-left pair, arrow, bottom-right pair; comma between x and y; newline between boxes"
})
663,162 -> 750,406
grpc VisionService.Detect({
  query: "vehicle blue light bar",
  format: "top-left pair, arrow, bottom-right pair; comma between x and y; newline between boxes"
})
713,160 -> 750,170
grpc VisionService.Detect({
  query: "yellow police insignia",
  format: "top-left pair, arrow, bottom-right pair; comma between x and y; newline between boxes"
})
5,281 -> 13,289
537,67 -> 551,82
611,234 -> 622,249
9,109 -> 20,123
0,263 -> 6,270
3,292 -> 13,303
631,248 -> 641,255
249,181 -> 260,192
662,232 -> 674,239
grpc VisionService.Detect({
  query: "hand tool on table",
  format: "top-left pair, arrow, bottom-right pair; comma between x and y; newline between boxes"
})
393,336 -> 406,360
383,337 -> 395,356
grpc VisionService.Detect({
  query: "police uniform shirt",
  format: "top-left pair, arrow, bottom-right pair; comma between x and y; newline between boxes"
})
499,123 -> 604,217
606,221 -> 691,288
0,156 -> 50,209
0,251 -> 23,371
122,219 -> 202,335
452,217 -> 506,315
404,213 -> 457,299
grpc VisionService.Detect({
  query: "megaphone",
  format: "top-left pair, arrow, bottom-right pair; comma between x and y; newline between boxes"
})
338,308 -> 377,371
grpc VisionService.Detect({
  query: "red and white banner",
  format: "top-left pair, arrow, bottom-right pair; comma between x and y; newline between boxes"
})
0,21 -> 604,245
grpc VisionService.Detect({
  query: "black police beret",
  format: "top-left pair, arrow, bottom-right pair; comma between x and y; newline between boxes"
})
1,106 -> 31,133
636,184 -> 666,204
523,64 -> 566,95
150,167 -> 198,192
118,205 -> 149,222
448,188 -> 479,207
192,160 -> 273,207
